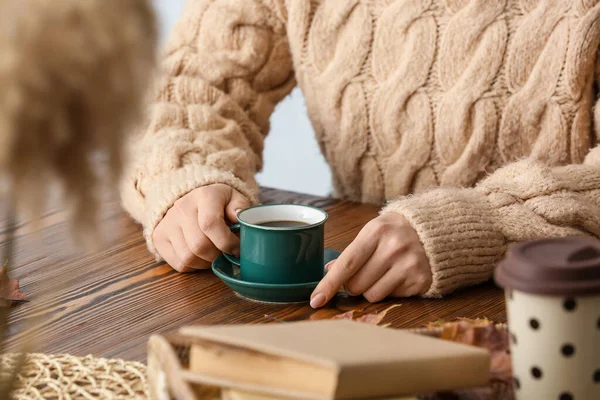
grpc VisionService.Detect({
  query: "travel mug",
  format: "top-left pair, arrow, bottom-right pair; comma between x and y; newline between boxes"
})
495,237 -> 600,400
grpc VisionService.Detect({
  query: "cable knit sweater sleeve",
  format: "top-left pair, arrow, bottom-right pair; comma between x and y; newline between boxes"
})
383,146 -> 600,298
120,0 -> 294,254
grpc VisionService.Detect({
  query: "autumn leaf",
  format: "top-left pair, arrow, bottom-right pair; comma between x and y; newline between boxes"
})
436,320 -> 512,385
424,319 -> 514,400
331,310 -> 359,320
490,351 -> 512,385
457,317 -> 494,326
330,304 -> 402,325
355,304 -> 402,325
440,321 -> 509,353
428,317 -> 493,330
0,262 -> 26,306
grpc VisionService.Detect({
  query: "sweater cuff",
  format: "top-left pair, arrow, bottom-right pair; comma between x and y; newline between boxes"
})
141,165 -> 259,258
381,189 -> 506,297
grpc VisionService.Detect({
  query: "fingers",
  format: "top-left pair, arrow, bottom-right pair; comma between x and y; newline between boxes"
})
198,198 -> 240,255
153,184 -> 250,273
225,190 -> 252,223
391,262 -> 433,297
325,260 -> 335,271
344,249 -> 390,296
181,217 -> 221,262
363,267 -> 407,303
171,227 -> 211,270
391,281 -> 427,298
314,213 -> 431,306
310,229 -> 377,308
363,254 -> 424,302
153,234 -> 195,273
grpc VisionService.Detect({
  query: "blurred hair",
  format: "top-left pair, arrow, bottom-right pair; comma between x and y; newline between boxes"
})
0,0 -> 157,241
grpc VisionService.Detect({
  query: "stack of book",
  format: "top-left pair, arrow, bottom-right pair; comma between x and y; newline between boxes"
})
175,320 -> 490,399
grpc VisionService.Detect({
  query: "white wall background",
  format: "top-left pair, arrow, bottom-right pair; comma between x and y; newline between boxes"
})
153,0 -> 332,196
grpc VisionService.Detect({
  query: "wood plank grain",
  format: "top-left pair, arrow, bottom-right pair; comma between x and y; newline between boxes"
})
0,188 -> 505,362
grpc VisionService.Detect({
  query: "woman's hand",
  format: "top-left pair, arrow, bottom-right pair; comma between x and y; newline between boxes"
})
152,184 -> 251,272
310,213 -> 432,308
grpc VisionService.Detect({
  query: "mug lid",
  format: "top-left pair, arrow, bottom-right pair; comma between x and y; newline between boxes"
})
494,237 -> 600,296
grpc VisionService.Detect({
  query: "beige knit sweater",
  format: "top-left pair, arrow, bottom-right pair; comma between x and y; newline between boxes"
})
121,0 -> 600,297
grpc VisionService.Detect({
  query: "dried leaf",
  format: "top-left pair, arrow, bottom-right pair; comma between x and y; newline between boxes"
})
457,317 -> 494,325
490,351 -> 512,384
441,322 -> 509,353
356,304 -> 402,325
331,310 -> 358,320
428,318 -> 493,330
435,320 -> 512,385
0,262 -> 26,306
330,304 -> 402,325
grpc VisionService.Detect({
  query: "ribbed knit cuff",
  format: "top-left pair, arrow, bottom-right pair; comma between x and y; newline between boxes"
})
141,164 -> 259,258
381,189 -> 507,297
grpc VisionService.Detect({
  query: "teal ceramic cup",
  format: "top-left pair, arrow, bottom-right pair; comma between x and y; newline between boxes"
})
223,204 -> 328,284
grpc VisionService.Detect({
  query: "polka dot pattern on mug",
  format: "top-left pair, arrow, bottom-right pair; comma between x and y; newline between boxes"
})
529,318 -> 540,330
563,298 -> 577,312
561,344 -> 575,357
531,366 -> 543,379
504,288 -> 600,400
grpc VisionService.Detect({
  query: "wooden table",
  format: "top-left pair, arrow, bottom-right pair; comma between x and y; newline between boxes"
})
1,188 -> 505,362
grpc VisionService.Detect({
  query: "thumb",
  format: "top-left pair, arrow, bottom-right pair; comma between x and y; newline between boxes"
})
225,190 -> 252,223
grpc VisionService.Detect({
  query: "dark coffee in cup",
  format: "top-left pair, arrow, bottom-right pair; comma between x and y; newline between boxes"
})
257,220 -> 309,228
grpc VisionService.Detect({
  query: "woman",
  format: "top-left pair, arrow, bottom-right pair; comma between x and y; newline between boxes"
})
121,0 -> 600,308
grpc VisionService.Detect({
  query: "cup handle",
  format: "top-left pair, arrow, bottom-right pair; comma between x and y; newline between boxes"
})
223,224 -> 241,266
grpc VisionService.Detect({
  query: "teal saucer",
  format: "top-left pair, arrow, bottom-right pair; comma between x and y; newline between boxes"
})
212,248 -> 341,304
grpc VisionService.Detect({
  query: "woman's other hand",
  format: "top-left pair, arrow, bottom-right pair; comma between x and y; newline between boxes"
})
310,213 -> 432,308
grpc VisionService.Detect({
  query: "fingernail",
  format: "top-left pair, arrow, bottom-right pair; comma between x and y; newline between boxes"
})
325,261 -> 334,271
310,293 -> 326,309
235,209 -> 243,215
